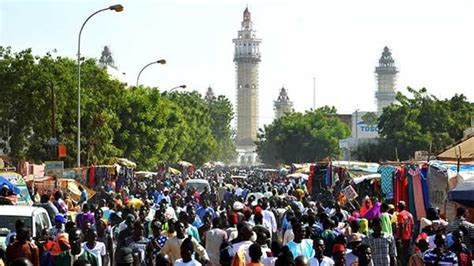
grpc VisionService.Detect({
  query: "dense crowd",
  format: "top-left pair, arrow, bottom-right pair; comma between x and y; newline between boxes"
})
0,168 -> 473,266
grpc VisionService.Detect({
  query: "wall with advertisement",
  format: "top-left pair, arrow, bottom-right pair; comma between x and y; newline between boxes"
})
351,111 -> 380,139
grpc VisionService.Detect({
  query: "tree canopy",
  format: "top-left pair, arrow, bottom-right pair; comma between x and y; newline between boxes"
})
256,106 -> 350,165
378,87 -> 474,160
207,95 -> 237,163
0,47 -> 236,169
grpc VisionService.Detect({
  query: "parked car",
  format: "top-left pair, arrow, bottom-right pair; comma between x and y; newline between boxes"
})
0,206 -> 52,250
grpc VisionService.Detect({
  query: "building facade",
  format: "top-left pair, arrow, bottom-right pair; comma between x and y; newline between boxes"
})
273,87 -> 293,120
375,46 -> 398,113
233,7 -> 261,165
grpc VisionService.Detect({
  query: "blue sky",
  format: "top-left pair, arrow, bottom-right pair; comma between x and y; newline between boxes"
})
2,0 -> 474,127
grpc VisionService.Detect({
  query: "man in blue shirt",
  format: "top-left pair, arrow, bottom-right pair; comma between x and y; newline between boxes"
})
196,199 -> 215,221
78,185 -> 88,205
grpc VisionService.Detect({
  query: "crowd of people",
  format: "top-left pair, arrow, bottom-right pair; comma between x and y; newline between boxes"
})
1,168 -> 474,266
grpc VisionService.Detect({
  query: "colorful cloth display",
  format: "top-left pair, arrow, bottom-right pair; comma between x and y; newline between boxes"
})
378,166 -> 394,199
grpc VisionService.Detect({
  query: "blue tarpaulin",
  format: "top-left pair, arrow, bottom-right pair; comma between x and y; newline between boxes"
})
448,180 -> 474,207
0,175 -> 21,194
447,167 -> 474,207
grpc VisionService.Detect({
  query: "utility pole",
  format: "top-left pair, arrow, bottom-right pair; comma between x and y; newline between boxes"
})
47,80 -> 58,160
313,76 -> 316,110
51,81 -> 56,140
355,109 -> 359,139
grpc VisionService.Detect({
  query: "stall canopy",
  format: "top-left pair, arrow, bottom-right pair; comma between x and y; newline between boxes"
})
291,163 -> 313,174
332,161 -> 380,173
58,179 -> 96,203
178,161 -> 193,167
438,136 -> 474,162
287,173 -> 309,180
114,158 -> 137,168
352,173 -> 381,185
135,171 -> 156,179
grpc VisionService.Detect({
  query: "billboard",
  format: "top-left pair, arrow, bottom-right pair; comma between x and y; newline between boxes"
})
44,161 -> 64,177
352,111 -> 380,139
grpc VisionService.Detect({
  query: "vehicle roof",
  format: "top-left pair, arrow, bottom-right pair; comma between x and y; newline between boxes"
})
0,206 -> 46,216
231,175 -> 247,179
185,179 -> 209,184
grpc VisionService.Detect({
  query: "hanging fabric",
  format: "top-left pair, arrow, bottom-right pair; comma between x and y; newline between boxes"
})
394,166 -> 408,205
378,165 -> 394,200
419,163 -> 430,211
410,166 -> 426,219
324,164 -> 332,188
407,166 -> 417,221
88,166 -> 96,188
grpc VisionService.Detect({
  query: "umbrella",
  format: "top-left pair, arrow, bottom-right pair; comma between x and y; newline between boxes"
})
169,167 -> 182,175
127,198 -> 144,209
0,175 -> 21,194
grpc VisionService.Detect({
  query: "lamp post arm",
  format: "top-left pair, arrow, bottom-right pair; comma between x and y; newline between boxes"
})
169,85 -> 186,93
78,7 -> 109,64
136,61 -> 158,87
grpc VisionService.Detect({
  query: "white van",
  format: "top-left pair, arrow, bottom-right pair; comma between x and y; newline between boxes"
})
184,179 -> 211,193
0,206 -> 52,250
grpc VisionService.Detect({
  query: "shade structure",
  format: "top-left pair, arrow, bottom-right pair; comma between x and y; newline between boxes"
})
438,136 -> 474,162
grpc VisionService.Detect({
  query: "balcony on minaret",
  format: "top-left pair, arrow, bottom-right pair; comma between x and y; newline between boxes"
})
233,43 -> 261,62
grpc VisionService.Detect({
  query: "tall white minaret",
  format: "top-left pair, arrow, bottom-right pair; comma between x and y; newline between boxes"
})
375,46 -> 398,113
233,7 -> 261,149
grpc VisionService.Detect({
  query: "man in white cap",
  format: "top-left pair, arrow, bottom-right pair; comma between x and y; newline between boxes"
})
158,187 -> 171,205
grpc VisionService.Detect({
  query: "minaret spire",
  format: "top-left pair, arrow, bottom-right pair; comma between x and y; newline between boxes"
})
242,6 -> 252,30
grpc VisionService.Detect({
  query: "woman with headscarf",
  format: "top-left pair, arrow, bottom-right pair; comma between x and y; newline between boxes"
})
359,197 -> 372,217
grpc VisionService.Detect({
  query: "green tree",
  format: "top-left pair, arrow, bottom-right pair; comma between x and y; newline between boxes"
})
378,87 -> 474,160
166,91 -> 216,166
114,88 -> 188,169
257,106 -> 350,165
207,95 -> 237,163
77,59 -> 125,165
0,47 -> 125,166
0,47 -> 240,169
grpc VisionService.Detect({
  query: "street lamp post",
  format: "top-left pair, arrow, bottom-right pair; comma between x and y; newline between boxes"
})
169,85 -> 186,93
77,4 -> 123,168
136,59 -> 166,87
